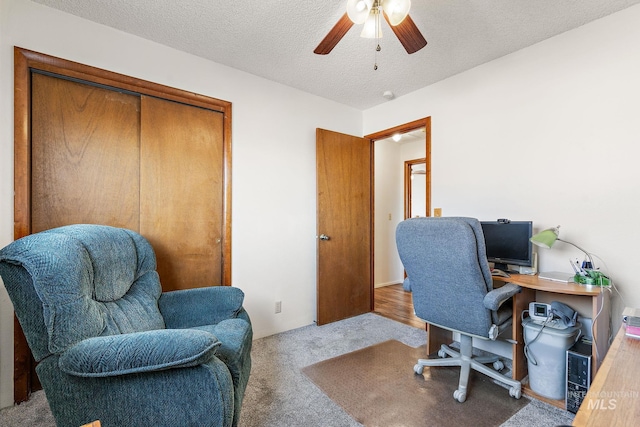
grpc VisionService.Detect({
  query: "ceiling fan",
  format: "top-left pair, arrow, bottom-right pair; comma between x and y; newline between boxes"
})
314,0 -> 427,55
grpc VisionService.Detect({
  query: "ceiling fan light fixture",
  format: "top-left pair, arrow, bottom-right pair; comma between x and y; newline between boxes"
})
360,8 -> 383,39
383,0 -> 411,26
314,0 -> 426,56
346,0 -> 373,24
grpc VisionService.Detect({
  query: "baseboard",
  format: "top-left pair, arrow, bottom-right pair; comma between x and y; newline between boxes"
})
374,281 -> 403,289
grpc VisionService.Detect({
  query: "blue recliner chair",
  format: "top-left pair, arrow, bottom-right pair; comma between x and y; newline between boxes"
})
0,224 -> 252,427
396,217 -> 522,403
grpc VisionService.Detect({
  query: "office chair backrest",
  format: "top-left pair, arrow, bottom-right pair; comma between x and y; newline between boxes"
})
396,217 -> 494,337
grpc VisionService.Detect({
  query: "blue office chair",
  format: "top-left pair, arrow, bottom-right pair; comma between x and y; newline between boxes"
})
396,217 -> 522,402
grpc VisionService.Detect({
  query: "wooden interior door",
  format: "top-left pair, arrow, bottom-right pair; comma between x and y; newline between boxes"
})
140,96 -> 225,290
316,128 -> 373,325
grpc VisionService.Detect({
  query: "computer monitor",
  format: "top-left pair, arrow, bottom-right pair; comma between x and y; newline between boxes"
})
480,220 -> 533,272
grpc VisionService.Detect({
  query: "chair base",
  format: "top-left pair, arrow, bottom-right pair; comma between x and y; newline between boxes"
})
413,334 -> 522,402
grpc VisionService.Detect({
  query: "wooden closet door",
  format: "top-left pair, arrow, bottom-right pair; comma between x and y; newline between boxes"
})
31,73 -> 141,232
140,96 -> 225,291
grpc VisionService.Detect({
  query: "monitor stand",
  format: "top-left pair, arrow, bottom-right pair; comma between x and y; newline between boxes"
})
492,262 -> 510,272
493,262 -> 519,274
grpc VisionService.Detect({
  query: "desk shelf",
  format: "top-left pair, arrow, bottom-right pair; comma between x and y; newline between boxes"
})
492,274 -> 607,296
493,274 -> 611,383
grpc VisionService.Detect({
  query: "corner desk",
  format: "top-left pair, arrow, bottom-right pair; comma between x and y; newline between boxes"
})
426,273 -> 611,408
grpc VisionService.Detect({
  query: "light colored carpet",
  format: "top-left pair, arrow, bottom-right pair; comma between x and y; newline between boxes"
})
0,313 -> 575,426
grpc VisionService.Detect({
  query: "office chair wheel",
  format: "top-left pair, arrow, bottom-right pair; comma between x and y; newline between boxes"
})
493,360 -> 504,371
453,389 -> 467,403
509,387 -> 522,399
414,364 -> 424,375
437,349 -> 447,358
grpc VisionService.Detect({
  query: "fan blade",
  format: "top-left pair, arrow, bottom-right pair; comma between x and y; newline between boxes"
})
383,13 -> 427,54
314,13 -> 354,55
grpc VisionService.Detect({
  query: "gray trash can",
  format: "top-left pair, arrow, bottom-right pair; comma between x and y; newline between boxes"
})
522,318 -> 581,399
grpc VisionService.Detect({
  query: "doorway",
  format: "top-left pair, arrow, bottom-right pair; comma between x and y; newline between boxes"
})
367,118 -> 431,317
405,158 -> 428,219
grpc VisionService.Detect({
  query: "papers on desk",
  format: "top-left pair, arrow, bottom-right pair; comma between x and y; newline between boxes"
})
538,271 -> 573,283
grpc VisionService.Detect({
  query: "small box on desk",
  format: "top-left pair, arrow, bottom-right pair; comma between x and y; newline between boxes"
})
623,307 -> 640,339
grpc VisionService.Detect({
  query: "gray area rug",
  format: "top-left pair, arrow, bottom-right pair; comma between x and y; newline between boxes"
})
0,313 -> 574,426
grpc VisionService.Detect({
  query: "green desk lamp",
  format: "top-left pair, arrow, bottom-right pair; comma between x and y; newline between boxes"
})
530,226 -> 595,269
530,226 -> 608,286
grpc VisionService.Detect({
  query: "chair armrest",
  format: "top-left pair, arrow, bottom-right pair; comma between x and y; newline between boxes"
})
483,283 -> 521,311
58,329 -> 220,377
159,286 -> 246,329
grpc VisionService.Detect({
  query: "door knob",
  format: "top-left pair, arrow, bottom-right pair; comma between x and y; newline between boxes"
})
319,234 -> 330,241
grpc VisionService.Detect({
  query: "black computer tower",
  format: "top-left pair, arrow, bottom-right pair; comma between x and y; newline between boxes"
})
566,340 -> 592,413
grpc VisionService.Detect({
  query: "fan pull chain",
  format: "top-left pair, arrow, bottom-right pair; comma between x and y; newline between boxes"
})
374,4 -> 381,70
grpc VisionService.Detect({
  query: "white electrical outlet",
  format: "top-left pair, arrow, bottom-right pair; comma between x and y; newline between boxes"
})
275,301 -> 282,314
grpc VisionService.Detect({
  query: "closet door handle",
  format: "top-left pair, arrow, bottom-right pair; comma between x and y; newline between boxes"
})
318,234 -> 330,241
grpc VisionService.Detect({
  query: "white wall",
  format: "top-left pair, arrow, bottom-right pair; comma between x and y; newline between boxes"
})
365,5 -> 640,339
373,139 -> 403,287
0,0 -> 362,408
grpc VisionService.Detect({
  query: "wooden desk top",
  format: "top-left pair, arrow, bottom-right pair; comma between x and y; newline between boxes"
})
573,326 -> 640,426
493,274 -> 607,296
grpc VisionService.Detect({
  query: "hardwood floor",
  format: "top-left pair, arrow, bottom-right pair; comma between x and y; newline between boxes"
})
373,284 -> 426,330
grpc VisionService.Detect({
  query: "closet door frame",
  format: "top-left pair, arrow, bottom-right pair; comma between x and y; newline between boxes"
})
13,46 -> 233,402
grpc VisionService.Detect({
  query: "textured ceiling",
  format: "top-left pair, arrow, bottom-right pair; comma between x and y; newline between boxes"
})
32,0 -> 640,110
